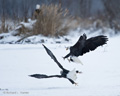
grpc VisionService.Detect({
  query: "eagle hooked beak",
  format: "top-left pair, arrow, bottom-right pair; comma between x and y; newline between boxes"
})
76,70 -> 82,74
78,71 -> 82,74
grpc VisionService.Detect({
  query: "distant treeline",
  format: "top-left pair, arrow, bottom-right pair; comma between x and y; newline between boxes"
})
0,0 -> 120,20
0,0 -> 105,19
0,0 -> 94,19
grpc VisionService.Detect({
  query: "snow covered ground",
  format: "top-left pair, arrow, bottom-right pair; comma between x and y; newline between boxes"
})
0,35 -> 120,96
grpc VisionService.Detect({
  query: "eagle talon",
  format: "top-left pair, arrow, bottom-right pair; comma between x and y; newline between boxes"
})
62,57 -> 65,60
74,82 -> 78,86
64,34 -> 108,64
67,58 -> 70,62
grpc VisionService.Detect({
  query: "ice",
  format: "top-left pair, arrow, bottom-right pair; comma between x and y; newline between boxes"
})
0,35 -> 120,96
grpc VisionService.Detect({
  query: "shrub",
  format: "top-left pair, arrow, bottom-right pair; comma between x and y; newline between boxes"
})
33,4 -> 71,37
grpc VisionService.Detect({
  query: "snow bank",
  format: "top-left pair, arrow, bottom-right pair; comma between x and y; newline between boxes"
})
0,19 -> 118,44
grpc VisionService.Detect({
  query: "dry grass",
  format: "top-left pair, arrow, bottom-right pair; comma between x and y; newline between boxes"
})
1,4 -> 118,37
0,17 -> 7,33
76,17 -> 110,30
33,4 -> 71,37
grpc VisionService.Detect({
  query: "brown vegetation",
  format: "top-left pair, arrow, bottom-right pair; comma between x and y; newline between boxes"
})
33,4 -> 72,37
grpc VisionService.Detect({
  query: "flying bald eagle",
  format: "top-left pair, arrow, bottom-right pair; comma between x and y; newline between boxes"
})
29,44 -> 82,85
63,33 -> 108,64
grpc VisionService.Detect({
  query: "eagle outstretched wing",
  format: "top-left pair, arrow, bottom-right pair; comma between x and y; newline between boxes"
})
42,44 -> 68,72
29,74 -> 62,79
81,35 -> 108,55
29,74 -> 76,84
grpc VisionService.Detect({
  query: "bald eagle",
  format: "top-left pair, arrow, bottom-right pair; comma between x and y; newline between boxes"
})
63,33 -> 108,64
29,44 -> 82,85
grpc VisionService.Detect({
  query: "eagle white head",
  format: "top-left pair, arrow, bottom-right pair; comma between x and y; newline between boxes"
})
67,68 -> 82,81
36,4 -> 40,10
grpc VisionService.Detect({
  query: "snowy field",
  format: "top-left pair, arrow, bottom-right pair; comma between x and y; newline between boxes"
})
0,35 -> 120,96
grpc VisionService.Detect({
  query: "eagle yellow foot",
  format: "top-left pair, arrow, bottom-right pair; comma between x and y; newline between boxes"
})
67,58 -> 71,62
74,82 -> 78,86
62,57 -> 65,60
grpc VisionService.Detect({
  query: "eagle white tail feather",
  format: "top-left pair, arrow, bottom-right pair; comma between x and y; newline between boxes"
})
67,68 -> 77,81
71,56 -> 83,65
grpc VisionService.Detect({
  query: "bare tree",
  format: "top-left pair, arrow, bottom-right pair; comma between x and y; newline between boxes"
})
79,0 -> 92,18
102,0 -> 120,33
21,0 -> 34,22
1,0 -> 6,32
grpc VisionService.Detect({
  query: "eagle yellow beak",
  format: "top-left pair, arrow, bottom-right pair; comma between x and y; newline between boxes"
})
78,71 -> 82,74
